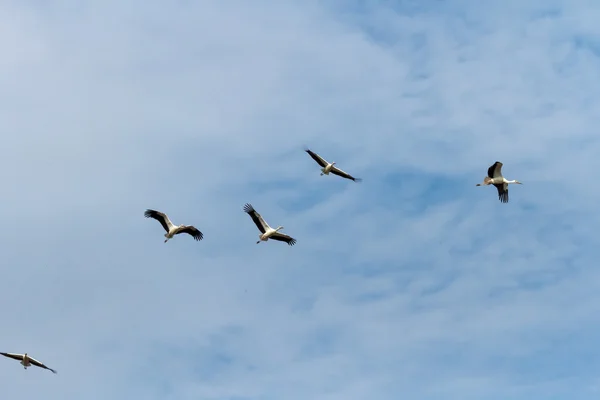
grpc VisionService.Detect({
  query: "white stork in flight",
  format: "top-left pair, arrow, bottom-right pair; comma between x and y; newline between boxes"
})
476,161 -> 522,203
243,203 -> 296,246
0,352 -> 57,373
144,209 -> 203,243
304,148 -> 362,182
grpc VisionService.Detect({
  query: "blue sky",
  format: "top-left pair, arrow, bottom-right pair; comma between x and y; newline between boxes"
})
2,0 -> 600,399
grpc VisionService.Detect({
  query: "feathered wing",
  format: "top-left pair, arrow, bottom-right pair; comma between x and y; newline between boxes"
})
28,356 -> 57,373
0,352 -> 23,361
495,183 -> 508,203
304,148 -> 329,168
176,226 -> 203,241
330,166 -> 362,182
144,209 -> 174,232
269,232 -> 297,246
243,203 -> 268,233
488,161 -> 503,179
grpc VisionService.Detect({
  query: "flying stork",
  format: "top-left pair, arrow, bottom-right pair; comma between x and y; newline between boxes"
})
144,209 -> 204,243
0,352 -> 57,373
476,161 -> 522,203
304,148 -> 362,182
243,203 -> 296,246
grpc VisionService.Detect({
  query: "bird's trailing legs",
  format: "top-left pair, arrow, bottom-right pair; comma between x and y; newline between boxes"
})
476,177 -> 492,186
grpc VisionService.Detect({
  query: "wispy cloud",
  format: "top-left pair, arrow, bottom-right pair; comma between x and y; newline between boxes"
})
2,0 -> 600,399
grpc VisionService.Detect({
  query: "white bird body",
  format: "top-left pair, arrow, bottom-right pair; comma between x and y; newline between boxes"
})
321,162 -> 335,175
144,209 -> 203,243
476,161 -> 522,203
21,353 -> 32,368
304,148 -> 362,182
243,203 -> 296,246
1,352 -> 57,373
260,226 -> 284,242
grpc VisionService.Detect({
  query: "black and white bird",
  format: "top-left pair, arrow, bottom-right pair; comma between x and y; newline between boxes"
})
243,203 -> 296,246
144,209 -> 203,243
0,352 -> 57,374
304,148 -> 362,182
476,161 -> 522,203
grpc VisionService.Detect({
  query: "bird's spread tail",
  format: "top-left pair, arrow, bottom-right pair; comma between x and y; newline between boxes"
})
477,176 -> 492,186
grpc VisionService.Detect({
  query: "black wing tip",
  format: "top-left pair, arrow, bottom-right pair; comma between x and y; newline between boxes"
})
288,239 -> 297,246
144,209 -> 157,217
352,177 -> 363,182
181,226 -> 203,240
243,203 -> 254,213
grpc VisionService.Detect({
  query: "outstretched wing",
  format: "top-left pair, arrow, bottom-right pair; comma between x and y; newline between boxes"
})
270,232 -> 297,246
0,352 -> 23,361
243,203 -> 269,233
176,226 -> 203,241
488,161 -> 503,179
28,356 -> 57,374
494,183 -> 508,203
304,148 -> 329,168
330,166 -> 362,182
144,209 -> 174,232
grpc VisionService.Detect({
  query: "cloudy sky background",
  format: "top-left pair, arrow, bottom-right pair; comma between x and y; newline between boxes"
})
2,0 -> 600,399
